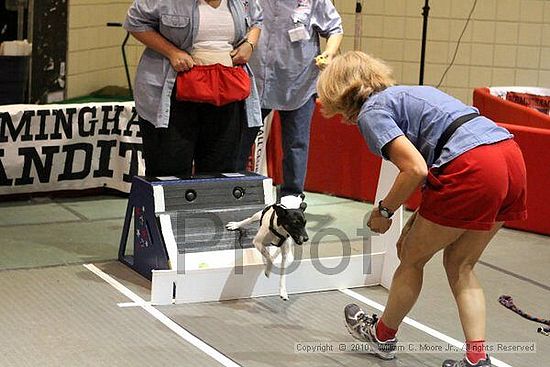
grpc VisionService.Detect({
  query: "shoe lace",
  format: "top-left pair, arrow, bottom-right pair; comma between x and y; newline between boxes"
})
358,312 -> 378,326
455,359 -> 471,367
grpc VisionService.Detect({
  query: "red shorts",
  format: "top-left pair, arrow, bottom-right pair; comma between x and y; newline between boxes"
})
419,139 -> 527,230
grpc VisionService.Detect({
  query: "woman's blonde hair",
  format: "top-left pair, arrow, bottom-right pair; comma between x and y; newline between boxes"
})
317,51 -> 395,124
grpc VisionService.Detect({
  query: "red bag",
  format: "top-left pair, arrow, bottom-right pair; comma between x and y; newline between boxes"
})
176,64 -> 251,106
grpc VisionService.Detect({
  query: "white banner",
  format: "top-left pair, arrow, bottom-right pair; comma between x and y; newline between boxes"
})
253,110 -> 273,176
0,102 -> 144,195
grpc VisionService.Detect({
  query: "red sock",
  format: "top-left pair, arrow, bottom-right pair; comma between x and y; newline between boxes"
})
375,319 -> 398,341
466,340 -> 487,364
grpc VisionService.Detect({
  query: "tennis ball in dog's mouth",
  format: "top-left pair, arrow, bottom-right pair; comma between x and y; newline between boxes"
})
198,262 -> 208,269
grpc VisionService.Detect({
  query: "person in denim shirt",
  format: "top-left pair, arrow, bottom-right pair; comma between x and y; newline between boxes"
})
124,0 -> 263,176
318,52 -> 527,367
236,0 -> 343,198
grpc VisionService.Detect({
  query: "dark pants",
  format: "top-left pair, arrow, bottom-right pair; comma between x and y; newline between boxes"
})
140,99 -> 242,177
236,96 -> 316,196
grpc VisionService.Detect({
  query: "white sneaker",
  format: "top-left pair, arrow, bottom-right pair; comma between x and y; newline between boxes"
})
344,303 -> 397,360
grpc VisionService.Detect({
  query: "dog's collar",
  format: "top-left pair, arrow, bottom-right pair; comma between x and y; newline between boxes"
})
260,205 -> 289,247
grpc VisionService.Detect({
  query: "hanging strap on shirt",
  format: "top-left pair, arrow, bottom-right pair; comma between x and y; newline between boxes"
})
433,112 -> 480,162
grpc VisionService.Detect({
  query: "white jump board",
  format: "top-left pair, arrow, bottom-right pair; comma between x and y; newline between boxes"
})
151,248 -> 384,305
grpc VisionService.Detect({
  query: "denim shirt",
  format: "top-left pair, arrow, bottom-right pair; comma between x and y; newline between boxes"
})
358,86 -> 513,168
249,0 -> 343,111
124,0 -> 264,128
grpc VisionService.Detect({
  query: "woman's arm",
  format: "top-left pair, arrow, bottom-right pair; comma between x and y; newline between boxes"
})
231,0 -> 263,65
130,31 -> 195,72
124,0 -> 193,71
368,136 -> 427,234
324,33 -> 343,56
316,33 -> 343,68
231,26 -> 261,65
382,136 -> 428,211
313,0 -> 344,68
246,26 -> 261,47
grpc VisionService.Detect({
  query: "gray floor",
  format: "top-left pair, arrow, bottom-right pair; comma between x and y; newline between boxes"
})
0,192 -> 548,366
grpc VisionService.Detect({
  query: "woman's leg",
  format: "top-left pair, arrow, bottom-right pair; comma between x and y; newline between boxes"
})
278,96 -> 316,196
138,114 -> 195,177
194,101 -> 242,173
443,223 -> 503,341
345,214 -> 465,360
396,210 -> 417,260
381,214 -> 465,329
440,223 -> 504,366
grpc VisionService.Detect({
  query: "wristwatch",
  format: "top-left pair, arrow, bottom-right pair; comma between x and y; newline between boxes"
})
378,200 -> 394,219
244,39 -> 255,51
235,37 -> 254,51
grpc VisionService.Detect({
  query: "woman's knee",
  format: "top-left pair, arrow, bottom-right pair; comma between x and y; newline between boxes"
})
443,224 -> 502,276
399,245 -> 433,270
443,248 -> 475,281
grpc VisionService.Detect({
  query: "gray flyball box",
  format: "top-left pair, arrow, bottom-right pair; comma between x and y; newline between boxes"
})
118,173 -> 273,279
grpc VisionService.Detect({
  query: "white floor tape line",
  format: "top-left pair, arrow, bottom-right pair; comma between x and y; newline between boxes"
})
117,302 -> 146,308
340,288 -> 513,367
84,264 -> 242,367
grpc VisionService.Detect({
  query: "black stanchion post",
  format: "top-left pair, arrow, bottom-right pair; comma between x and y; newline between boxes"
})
121,32 -> 133,96
419,0 -> 430,85
107,22 -> 133,96
354,1 -> 363,51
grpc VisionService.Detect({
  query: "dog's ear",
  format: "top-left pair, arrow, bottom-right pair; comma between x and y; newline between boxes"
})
273,204 -> 287,218
299,201 -> 307,212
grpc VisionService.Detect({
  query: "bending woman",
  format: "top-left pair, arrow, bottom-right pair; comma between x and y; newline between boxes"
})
317,51 -> 527,367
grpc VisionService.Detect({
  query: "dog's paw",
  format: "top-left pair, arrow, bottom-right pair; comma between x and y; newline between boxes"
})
280,291 -> 289,301
225,222 -> 241,231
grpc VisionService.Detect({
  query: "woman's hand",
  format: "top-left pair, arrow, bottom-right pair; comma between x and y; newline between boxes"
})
316,33 -> 343,69
129,31 -> 195,72
231,42 -> 253,65
315,51 -> 335,70
169,50 -> 195,72
367,209 -> 392,234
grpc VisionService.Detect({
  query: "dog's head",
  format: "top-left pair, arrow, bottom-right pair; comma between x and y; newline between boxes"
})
273,202 -> 308,245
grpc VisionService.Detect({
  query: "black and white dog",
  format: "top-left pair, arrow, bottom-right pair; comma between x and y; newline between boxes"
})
225,199 -> 308,300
